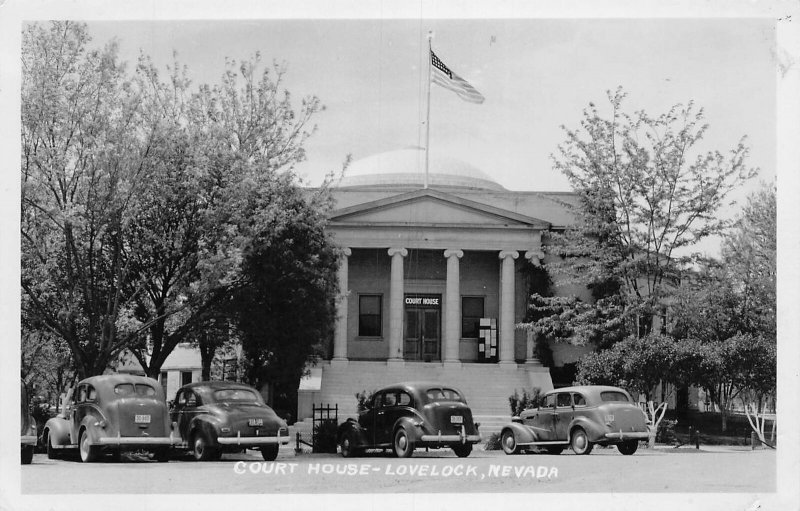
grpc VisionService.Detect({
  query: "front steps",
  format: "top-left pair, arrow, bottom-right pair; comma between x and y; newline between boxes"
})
296,360 -> 554,436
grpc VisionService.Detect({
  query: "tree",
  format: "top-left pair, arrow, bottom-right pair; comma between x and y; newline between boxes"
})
230,178 -> 340,417
21,22 -> 156,379
535,87 -> 756,341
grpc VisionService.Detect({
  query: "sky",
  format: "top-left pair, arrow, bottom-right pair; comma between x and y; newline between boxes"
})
81,18 -> 777,198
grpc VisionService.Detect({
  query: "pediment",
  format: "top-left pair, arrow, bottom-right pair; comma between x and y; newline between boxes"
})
330,189 -> 550,228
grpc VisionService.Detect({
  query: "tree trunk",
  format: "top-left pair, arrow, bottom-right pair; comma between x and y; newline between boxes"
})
200,340 -> 215,381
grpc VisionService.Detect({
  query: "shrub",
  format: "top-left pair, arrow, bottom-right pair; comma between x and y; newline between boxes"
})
355,389 -> 375,413
508,387 -> 542,417
656,418 -> 678,445
484,432 -> 501,451
313,418 -> 339,453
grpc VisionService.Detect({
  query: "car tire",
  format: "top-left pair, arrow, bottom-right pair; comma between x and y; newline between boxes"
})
21,445 -> 34,465
44,431 -> 59,460
570,427 -> 593,455
452,444 -> 472,458
545,446 -> 565,455
393,427 -> 414,458
192,432 -> 217,461
261,444 -> 279,461
340,431 -> 360,458
79,430 -> 100,463
617,440 -> 638,456
501,429 -> 521,455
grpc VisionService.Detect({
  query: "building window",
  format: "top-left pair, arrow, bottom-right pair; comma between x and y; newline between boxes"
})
461,296 -> 484,338
359,294 -> 382,337
159,371 -> 168,395
181,371 -> 193,386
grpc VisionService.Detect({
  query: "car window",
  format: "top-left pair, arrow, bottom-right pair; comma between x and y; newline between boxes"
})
556,393 -> 572,407
135,384 -> 156,397
114,384 -> 135,397
397,392 -> 412,406
383,392 -> 397,407
601,391 -> 630,402
573,393 -> 587,407
87,386 -> 97,401
441,388 -> 464,402
543,394 -> 556,408
185,391 -> 198,407
426,388 -> 464,402
77,385 -> 87,402
213,388 -> 259,402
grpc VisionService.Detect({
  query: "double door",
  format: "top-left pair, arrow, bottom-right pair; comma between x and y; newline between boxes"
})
404,308 -> 440,361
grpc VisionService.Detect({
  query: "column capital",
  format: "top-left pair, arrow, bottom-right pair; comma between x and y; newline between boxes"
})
340,247 -> 352,257
443,249 -> 464,259
524,250 -> 544,262
388,247 -> 408,258
498,250 -> 519,260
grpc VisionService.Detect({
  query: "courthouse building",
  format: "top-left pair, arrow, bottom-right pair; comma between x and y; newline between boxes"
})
298,148 -> 593,419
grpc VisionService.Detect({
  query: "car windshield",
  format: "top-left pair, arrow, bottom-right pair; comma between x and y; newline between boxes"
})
114,383 -> 156,397
213,388 -> 260,402
425,388 -> 463,402
600,391 -> 630,402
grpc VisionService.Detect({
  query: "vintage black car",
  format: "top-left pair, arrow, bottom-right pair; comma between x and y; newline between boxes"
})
170,381 -> 289,461
337,382 -> 481,458
43,374 -> 174,462
21,382 -> 36,465
500,385 -> 649,455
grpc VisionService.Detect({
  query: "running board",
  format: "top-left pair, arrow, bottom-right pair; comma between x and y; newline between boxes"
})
517,440 -> 570,446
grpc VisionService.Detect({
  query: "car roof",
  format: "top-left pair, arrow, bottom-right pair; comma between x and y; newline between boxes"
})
378,381 -> 464,394
180,381 -> 259,392
80,374 -> 158,386
546,385 -> 630,396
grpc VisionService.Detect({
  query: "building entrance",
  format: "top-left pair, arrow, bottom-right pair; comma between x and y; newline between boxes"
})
403,294 -> 441,361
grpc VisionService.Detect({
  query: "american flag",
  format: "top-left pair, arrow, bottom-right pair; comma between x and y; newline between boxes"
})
430,50 -> 485,104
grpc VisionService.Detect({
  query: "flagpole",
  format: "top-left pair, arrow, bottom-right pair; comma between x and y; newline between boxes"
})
424,31 -> 433,189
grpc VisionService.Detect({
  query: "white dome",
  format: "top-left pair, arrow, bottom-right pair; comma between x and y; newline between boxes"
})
336,147 -> 506,191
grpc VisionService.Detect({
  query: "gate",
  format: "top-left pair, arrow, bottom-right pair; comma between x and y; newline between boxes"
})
312,403 -> 338,453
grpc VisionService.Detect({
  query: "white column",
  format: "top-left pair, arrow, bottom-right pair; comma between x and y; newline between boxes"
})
387,247 -> 408,363
332,248 -> 352,366
498,250 -> 519,366
443,249 -> 464,366
524,250 -> 545,365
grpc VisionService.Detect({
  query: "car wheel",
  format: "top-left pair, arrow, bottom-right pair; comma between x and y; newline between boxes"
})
44,431 -> 59,460
452,444 -> 472,458
79,430 -> 100,463
21,445 -> 34,465
192,432 -> 217,461
545,446 -> 565,455
570,427 -> 593,455
340,431 -> 360,458
617,440 -> 638,456
501,429 -> 521,455
154,447 -> 170,462
393,427 -> 414,458
261,444 -> 279,461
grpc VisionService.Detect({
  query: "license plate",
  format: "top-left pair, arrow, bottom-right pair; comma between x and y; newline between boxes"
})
248,418 -> 263,427
134,414 -> 151,424
450,415 -> 463,424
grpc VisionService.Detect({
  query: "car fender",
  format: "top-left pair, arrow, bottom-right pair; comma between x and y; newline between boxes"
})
188,416 -> 223,444
501,422 -> 537,444
393,416 -> 422,442
78,416 -> 103,445
337,419 -> 368,447
43,416 -> 72,446
568,416 -> 605,442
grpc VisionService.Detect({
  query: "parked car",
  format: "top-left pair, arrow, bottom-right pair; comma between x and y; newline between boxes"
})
42,374 -> 174,462
500,385 -> 649,456
21,382 -> 36,465
337,382 -> 481,458
170,381 -> 289,461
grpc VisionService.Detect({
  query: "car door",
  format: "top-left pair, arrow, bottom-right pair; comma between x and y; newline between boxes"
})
553,392 -> 573,441
373,391 -> 396,445
173,389 -> 200,441
532,393 -> 557,441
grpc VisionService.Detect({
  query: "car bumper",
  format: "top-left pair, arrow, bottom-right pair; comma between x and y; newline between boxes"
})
603,431 -> 650,441
95,436 -> 174,446
21,435 -> 37,446
217,433 -> 290,446
419,434 -> 482,444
